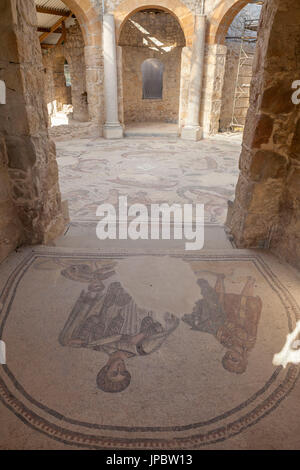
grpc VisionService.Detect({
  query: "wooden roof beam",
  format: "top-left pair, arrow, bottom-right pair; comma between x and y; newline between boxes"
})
41,43 -> 56,49
38,26 -> 63,34
56,21 -> 67,47
39,12 -> 72,43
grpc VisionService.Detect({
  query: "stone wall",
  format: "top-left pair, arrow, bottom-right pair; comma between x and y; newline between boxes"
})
0,0 -> 65,263
119,10 -> 185,123
220,40 -> 255,131
0,137 -> 23,261
106,0 -> 220,16
85,46 -> 104,125
43,54 -> 72,117
200,44 -> 227,136
227,0 -> 300,270
42,22 -> 89,123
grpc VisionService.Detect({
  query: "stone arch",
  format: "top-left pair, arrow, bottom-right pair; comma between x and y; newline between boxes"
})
208,0 -> 249,44
227,0 -> 300,270
118,7 -> 186,125
113,0 -> 194,46
59,0 -> 101,47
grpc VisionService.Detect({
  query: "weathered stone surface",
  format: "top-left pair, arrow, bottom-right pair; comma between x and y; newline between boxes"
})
6,136 -> 37,170
252,114 -> 274,148
227,0 -> 300,271
0,137 -> 8,168
250,150 -> 289,181
291,118 -> 300,159
0,0 -> 64,263
261,82 -> 295,115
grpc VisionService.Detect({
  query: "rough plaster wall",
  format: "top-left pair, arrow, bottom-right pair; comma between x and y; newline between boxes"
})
0,0 -> 65,262
120,11 -> 185,123
220,41 -> 255,131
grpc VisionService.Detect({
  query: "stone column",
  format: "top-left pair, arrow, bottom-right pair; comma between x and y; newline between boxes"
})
178,46 -> 192,131
103,14 -> 123,139
181,14 -> 206,141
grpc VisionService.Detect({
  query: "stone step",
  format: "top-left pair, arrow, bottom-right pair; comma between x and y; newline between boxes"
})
52,221 -> 233,251
124,122 -> 179,138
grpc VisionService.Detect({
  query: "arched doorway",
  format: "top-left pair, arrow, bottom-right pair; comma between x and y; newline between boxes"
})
118,8 -> 186,131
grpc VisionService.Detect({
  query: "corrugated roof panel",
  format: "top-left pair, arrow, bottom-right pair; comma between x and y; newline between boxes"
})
35,0 -> 70,13
35,0 -> 75,43
37,14 -> 75,29
38,16 -> 76,44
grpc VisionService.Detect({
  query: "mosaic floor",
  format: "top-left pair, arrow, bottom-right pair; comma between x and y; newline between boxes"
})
0,247 -> 300,449
56,134 -> 242,225
1,134 -> 299,449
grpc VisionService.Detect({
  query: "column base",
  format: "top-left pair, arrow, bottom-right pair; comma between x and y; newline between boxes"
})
103,124 -> 123,139
181,126 -> 203,141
